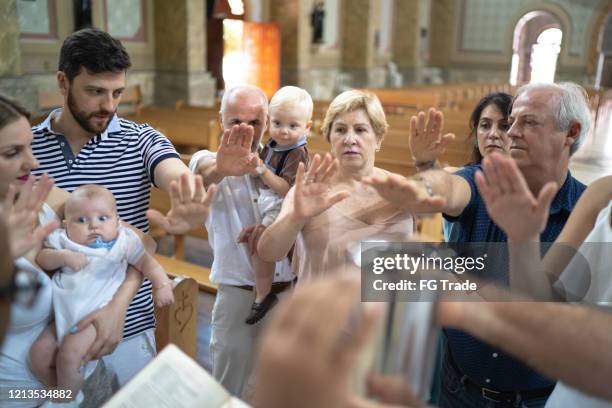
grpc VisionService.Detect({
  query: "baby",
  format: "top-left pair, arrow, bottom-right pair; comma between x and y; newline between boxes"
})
240,86 -> 312,324
29,185 -> 173,400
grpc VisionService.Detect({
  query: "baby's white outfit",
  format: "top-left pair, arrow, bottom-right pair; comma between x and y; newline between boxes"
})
47,226 -> 144,342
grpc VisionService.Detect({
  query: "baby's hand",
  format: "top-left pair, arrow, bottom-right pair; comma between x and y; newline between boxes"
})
237,225 -> 253,243
249,156 -> 263,177
153,281 -> 174,307
237,224 -> 266,256
63,250 -> 89,271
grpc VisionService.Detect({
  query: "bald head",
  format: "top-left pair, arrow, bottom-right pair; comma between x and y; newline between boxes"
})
220,85 -> 268,114
219,85 -> 269,151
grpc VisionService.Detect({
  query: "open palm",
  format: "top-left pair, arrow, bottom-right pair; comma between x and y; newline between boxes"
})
147,173 -> 216,235
409,108 -> 455,163
216,123 -> 258,177
1,174 -> 59,258
293,154 -> 349,220
475,153 -> 558,241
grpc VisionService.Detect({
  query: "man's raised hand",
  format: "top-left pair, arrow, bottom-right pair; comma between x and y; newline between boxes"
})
216,123 -> 259,177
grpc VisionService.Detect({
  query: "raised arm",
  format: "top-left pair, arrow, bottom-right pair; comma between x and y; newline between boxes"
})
409,108 -> 455,171
147,171 -> 216,235
361,109 -> 470,216
257,154 -> 349,262
2,174 -> 59,259
193,123 -> 259,188
362,169 -> 470,217
475,153 -> 610,300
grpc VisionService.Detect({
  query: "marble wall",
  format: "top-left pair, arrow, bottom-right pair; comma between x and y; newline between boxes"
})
0,0 -> 22,76
429,0 -> 607,84
153,0 -> 215,106
1,0 -> 214,111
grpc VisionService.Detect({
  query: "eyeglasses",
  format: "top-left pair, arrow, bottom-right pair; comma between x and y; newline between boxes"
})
0,265 -> 42,307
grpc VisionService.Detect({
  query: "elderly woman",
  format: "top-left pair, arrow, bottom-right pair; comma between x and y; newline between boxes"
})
257,90 -> 420,281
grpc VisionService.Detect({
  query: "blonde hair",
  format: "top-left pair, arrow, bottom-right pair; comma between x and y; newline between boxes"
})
65,184 -> 117,218
269,86 -> 314,120
321,90 -> 388,142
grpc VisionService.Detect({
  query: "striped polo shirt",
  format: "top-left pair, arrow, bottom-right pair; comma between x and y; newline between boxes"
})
31,109 -> 180,339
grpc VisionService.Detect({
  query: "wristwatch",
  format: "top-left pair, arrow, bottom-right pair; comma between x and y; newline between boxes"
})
255,164 -> 266,176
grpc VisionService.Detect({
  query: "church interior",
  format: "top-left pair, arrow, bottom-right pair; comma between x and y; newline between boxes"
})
1,0 -> 612,406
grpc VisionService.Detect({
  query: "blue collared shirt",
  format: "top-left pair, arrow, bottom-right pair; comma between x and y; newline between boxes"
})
442,164 -> 586,391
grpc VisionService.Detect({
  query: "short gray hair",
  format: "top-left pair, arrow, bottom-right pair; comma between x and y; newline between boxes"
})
220,85 -> 268,114
516,82 -> 591,156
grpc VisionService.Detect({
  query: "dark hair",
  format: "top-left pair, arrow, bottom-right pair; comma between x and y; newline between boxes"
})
467,92 -> 513,165
58,28 -> 131,81
0,95 -> 30,131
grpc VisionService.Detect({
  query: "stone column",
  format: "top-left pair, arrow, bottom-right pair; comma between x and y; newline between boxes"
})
339,0 -> 373,86
429,0 -> 457,69
154,0 -> 215,106
391,0 -> 423,83
270,0 -> 300,85
0,0 -> 38,112
0,0 -> 22,76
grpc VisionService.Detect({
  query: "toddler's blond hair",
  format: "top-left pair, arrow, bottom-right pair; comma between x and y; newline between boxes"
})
269,86 -> 313,121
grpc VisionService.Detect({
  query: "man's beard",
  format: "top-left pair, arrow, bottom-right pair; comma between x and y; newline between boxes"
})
67,90 -> 114,135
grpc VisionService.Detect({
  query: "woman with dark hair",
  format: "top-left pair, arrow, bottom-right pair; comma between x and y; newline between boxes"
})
466,92 -> 513,165
406,93 -> 513,404
0,95 -> 131,406
409,92 -> 512,242
411,92 -> 512,170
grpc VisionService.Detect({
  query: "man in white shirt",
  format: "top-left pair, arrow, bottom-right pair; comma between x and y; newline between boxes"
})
189,85 -> 294,397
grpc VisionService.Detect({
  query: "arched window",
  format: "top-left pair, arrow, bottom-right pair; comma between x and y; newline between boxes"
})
509,11 -> 562,85
530,27 -> 562,83
595,12 -> 612,88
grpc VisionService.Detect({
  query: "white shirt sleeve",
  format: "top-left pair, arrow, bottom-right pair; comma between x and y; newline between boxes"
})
45,228 -> 64,250
188,150 -> 215,173
122,227 -> 146,265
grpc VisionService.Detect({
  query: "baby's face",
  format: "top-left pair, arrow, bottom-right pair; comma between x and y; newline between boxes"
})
65,196 -> 119,245
269,106 -> 311,147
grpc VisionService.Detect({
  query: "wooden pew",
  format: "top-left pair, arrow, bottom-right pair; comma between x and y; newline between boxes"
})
154,277 -> 199,357
153,260 -> 218,357
126,106 -> 220,154
155,255 -> 217,294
